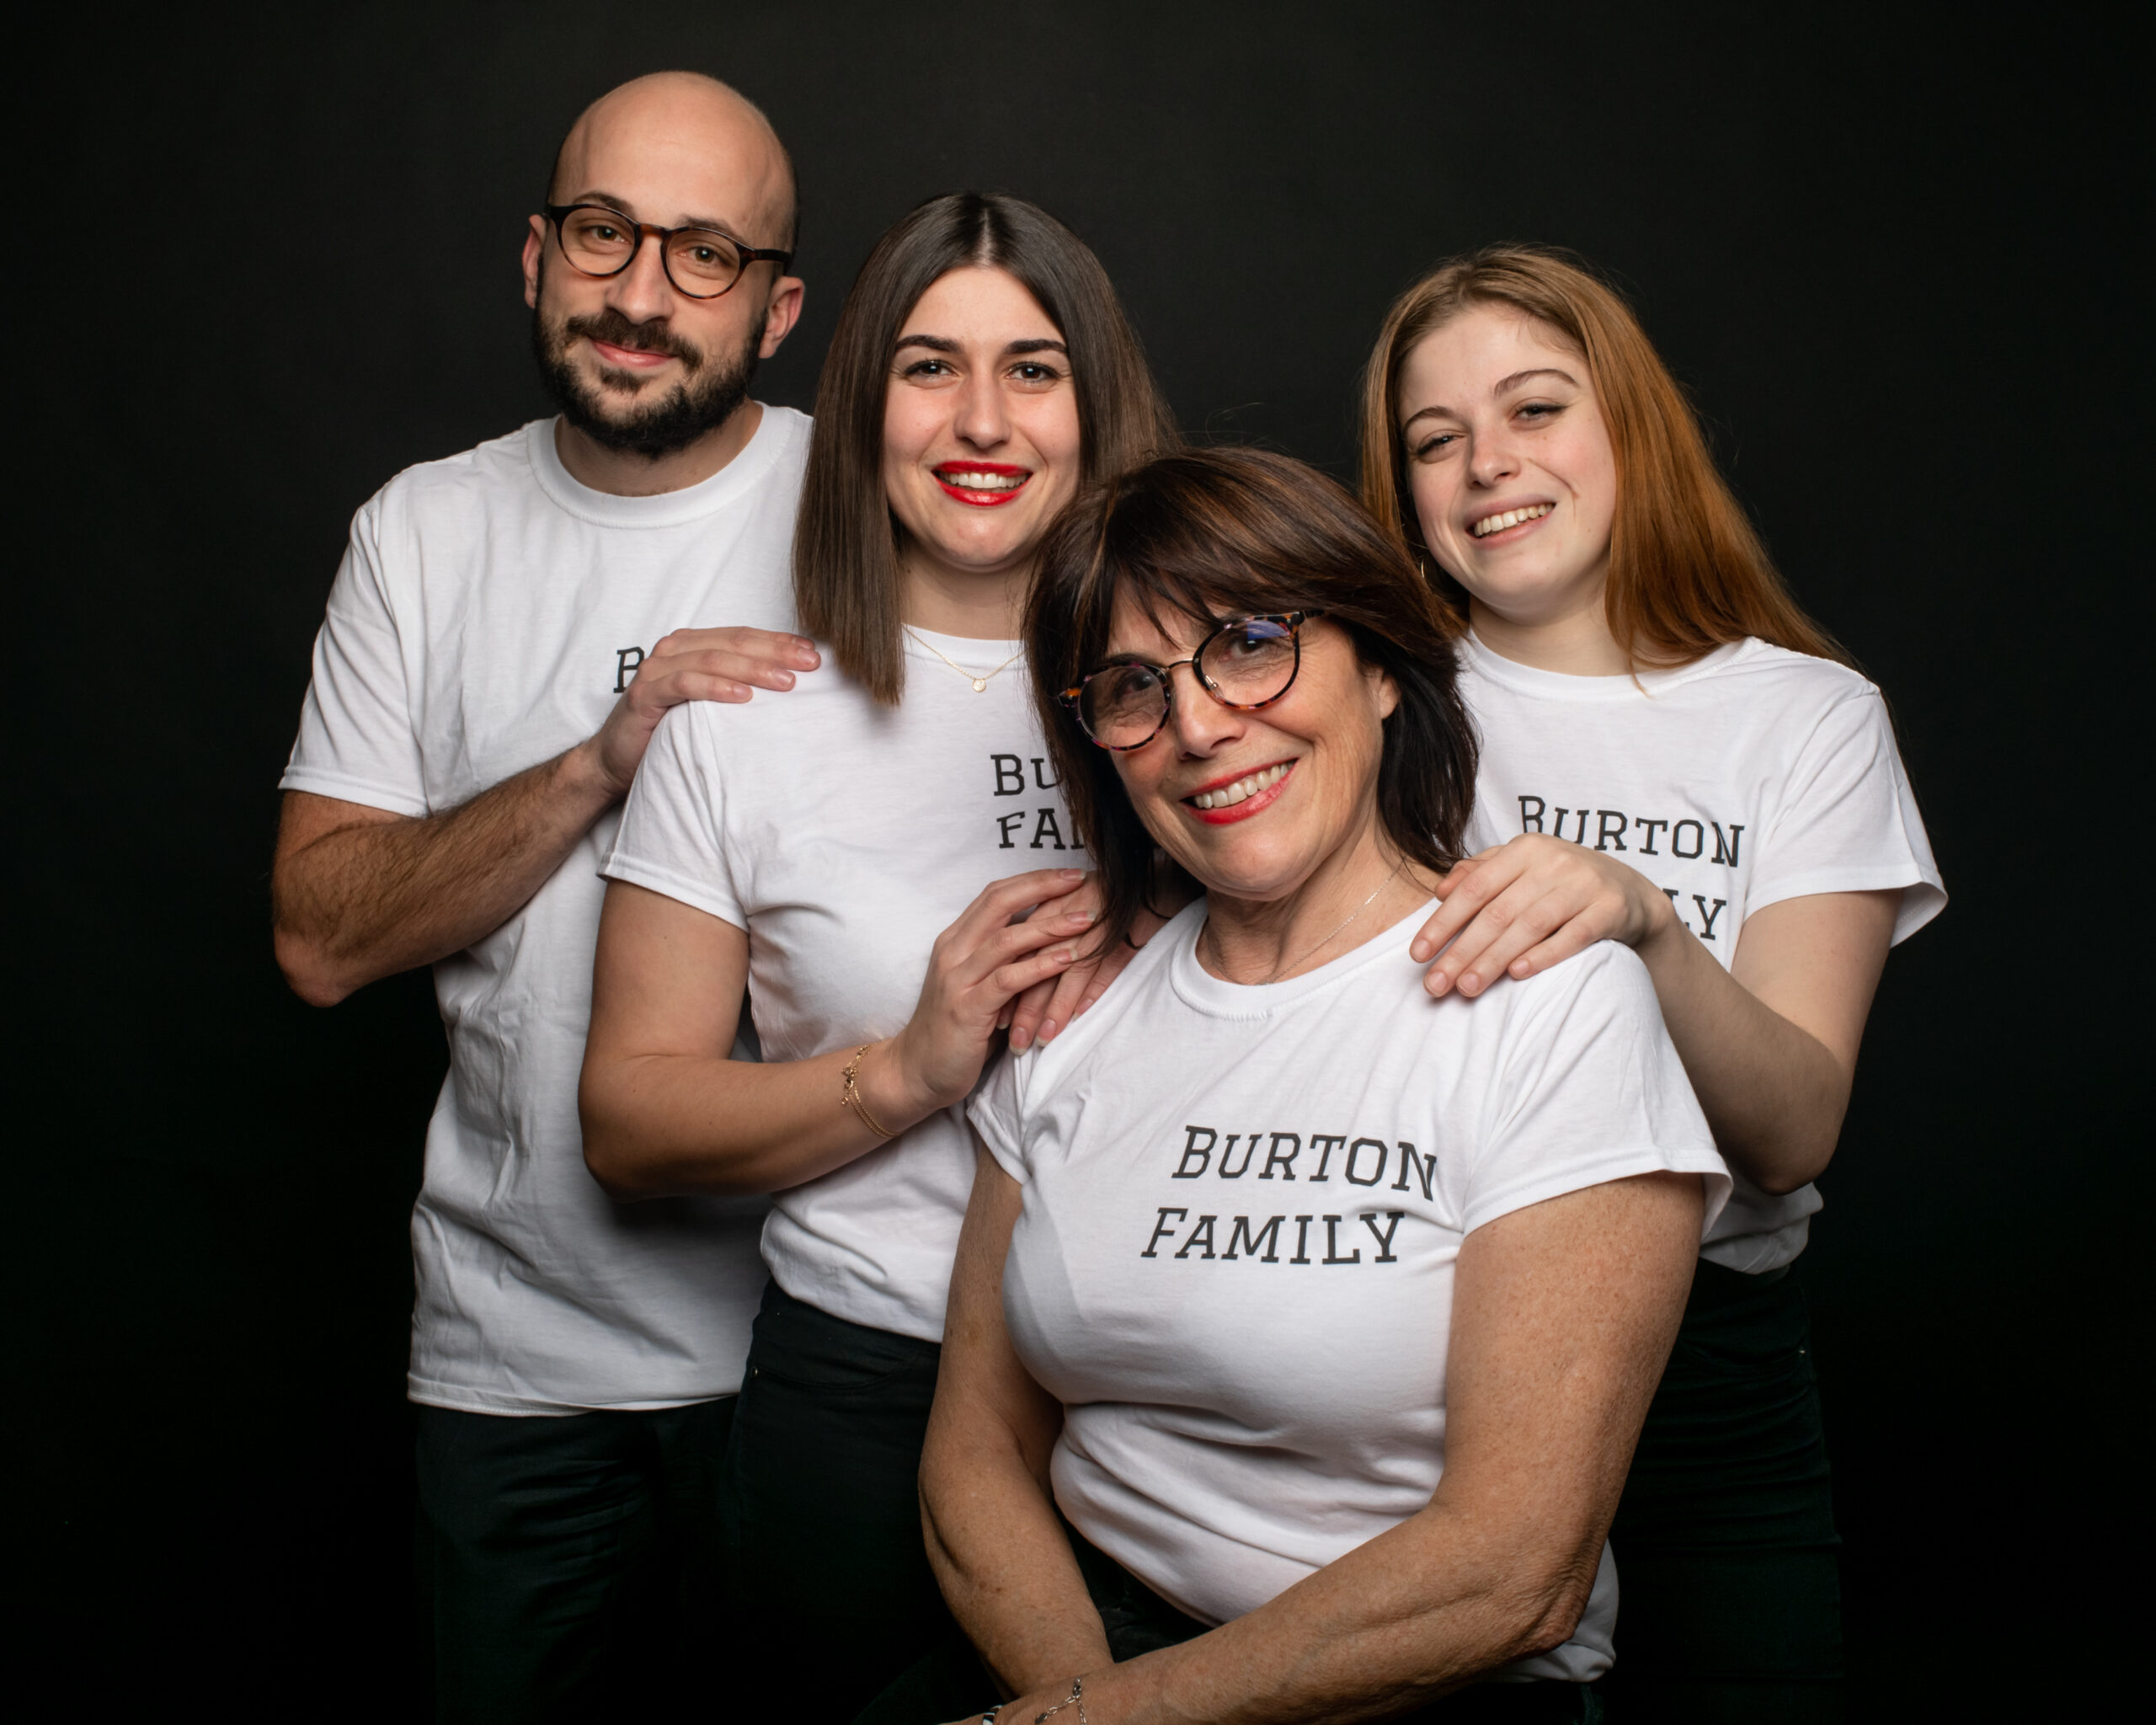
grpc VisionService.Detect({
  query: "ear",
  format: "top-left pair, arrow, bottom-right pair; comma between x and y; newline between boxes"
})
759,275 -> 806,359
1367,660 -> 1401,722
522,216 -> 547,310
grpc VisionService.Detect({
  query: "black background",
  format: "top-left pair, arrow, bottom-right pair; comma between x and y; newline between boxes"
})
18,3 -> 2140,1717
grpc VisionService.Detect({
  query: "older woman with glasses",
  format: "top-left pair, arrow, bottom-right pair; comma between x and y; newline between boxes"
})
903,447 -> 1732,1725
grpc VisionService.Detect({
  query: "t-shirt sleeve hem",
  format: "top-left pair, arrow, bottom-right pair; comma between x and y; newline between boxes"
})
600,854 -> 750,931
963,1092 -> 1027,1186
1742,868 -> 1947,947
1460,1147 -> 1732,1241
275,766 -> 430,820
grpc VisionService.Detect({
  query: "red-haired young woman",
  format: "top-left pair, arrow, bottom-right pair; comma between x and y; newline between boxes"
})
1362,246 -> 1944,1722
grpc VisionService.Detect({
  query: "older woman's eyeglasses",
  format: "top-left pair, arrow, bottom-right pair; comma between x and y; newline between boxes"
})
544,204 -> 793,301
1059,613 -> 1313,750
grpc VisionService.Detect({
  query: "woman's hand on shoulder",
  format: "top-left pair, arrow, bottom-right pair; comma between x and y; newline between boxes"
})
880,869 -> 1095,1117
1002,873 -> 1178,1052
1411,835 -> 1678,998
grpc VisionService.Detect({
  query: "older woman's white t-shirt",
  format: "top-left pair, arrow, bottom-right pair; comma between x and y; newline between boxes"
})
969,899 -> 1731,1684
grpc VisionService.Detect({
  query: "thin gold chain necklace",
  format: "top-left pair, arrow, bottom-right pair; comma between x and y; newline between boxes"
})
1208,857 -> 1406,985
904,627 -> 1026,693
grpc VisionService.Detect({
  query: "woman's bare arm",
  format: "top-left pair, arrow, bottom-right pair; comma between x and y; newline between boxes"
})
920,1138 -> 1111,1697
967,1172 -> 1703,1725
579,871 -> 1093,1197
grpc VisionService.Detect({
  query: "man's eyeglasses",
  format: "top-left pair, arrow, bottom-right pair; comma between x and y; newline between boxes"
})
1059,613 -> 1314,750
544,204 -> 792,301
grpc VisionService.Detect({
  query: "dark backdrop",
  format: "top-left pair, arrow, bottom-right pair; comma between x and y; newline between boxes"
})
18,3 -> 2139,1717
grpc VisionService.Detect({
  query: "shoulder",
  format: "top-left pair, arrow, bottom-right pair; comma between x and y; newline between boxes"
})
761,404 -> 814,469
1495,941 -> 1661,1040
367,421 -> 548,518
1701,638 -> 1885,711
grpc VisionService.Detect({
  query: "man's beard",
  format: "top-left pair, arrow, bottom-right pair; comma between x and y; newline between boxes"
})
531,301 -> 761,460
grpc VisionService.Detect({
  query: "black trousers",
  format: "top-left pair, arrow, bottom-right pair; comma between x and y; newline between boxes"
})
1596,1260 -> 1843,1723
860,1521 -> 1600,1724
722,1280 -> 957,1721
414,1397 -> 733,1724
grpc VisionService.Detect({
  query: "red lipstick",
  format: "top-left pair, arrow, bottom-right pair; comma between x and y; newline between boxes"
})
1180,759 -> 1296,826
933,461 -> 1033,507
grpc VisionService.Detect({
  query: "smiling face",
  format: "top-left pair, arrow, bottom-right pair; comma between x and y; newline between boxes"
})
1103,603 -> 1398,906
522,73 -> 802,457
1396,305 -> 1619,632
881,267 -> 1084,601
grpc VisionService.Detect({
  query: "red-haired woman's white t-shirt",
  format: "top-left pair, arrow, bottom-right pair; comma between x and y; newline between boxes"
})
1455,632 -> 1945,1274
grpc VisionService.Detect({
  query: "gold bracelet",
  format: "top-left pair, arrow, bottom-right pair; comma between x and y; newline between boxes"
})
841,1043 -> 896,1139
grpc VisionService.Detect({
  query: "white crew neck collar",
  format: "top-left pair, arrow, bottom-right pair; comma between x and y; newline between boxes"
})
1166,895 -> 1438,1019
1458,628 -> 1753,700
526,405 -> 794,529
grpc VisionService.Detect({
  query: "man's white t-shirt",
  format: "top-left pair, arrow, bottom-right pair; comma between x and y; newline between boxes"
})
280,408 -> 810,1414
1456,631 -> 1945,1273
602,634 -> 1083,1343
969,899 -> 1731,1685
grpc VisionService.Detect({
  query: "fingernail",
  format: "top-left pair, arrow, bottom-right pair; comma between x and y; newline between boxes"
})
1054,945 -> 1077,961
1410,942 -> 1429,960
1062,911 -> 1091,927
774,671 -> 794,686
1009,1028 -> 1031,1050
1059,870 -> 1084,881
1039,1020 -> 1059,1041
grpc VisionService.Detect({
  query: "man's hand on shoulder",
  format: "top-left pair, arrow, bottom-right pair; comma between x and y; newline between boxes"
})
580,627 -> 821,800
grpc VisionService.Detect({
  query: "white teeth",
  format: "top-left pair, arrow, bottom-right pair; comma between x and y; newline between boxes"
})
1470,502 -> 1553,537
1192,762 -> 1289,810
942,469 -> 1026,490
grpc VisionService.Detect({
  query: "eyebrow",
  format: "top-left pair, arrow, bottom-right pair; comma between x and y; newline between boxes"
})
893,334 -> 1070,357
1401,366 -> 1581,430
563,190 -> 743,236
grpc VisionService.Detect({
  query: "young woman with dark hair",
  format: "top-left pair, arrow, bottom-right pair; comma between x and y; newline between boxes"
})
577,192 -> 1175,1712
1361,245 -> 1945,1720
900,447 -> 1732,1725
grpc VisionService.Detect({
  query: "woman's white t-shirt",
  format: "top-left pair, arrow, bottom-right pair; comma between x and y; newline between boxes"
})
969,898 -> 1731,1684
604,633 -> 1081,1342
1456,633 -> 1945,1273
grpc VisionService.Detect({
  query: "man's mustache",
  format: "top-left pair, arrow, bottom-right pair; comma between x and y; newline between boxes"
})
563,311 -> 702,372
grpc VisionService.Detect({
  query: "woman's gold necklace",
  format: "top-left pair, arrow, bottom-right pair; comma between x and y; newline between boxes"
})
1211,857 -> 1406,985
905,627 -> 1026,693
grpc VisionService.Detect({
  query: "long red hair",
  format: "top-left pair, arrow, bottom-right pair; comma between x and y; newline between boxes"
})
1358,244 -> 1849,669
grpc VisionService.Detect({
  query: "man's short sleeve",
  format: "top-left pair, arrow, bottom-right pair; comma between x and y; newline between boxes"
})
279,500 -> 430,817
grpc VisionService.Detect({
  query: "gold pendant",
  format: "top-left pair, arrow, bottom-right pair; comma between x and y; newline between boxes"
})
971,677 -> 987,692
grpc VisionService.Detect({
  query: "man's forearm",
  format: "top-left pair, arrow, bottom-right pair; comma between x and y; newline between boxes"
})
273,744 -> 616,1005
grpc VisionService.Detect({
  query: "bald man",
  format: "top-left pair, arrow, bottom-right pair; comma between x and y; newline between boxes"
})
273,72 -> 813,1717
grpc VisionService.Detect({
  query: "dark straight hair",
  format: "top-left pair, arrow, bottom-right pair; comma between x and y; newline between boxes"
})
795,192 -> 1178,704
1025,446 -> 1478,959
